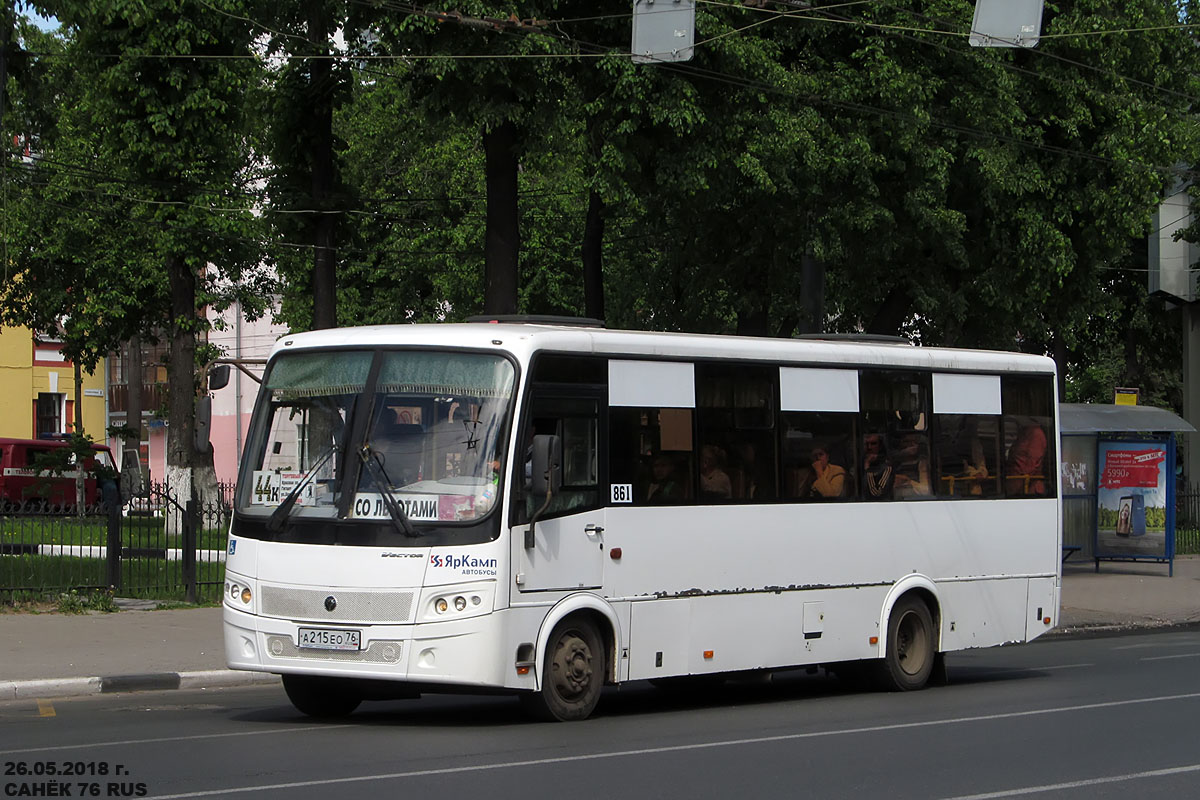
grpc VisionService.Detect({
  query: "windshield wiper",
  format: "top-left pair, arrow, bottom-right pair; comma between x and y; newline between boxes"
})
266,445 -> 337,533
358,444 -> 418,537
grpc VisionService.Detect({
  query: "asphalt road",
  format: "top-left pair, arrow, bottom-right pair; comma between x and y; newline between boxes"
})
3,629 -> 1200,800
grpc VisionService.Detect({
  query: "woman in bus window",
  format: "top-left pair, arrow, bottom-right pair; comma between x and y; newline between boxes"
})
809,446 -> 846,498
699,445 -> 732,500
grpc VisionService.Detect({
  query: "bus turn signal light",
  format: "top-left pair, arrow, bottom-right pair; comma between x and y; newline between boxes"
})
703,650 -> 714,659
1044,616 -> 1051,625
869,636 -> 879,646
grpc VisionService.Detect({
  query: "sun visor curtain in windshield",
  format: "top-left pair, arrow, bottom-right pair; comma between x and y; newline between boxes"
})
266,351 -> 373,398
376,352 -> 515,398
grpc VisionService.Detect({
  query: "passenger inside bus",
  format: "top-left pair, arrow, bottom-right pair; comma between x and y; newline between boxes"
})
646,453 -> 685,503
862,433 -> 894,500
809,445 -> 847,498
1004,423 -> 1048,496
699,444 -> 732,500
892,432 -> 932,498
372,408 -> 423,487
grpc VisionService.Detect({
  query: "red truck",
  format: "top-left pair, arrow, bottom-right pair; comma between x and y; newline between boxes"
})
0,437 -> 117,510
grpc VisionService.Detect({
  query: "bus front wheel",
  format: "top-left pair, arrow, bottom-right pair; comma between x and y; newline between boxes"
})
876,596 -> 935,691
282,674 -> 363,718
522,617 -> 604,722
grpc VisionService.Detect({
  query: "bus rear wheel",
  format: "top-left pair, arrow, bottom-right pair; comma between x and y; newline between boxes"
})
876,596 -> 935,691
521,618 -> 604,722
282,674 -> 363,718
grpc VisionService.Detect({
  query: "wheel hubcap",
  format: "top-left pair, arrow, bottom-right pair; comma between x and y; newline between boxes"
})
550,632 -> 593,699
896,610 -> 928,676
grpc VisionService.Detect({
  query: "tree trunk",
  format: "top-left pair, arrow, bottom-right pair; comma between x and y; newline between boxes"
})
165,253 -> 197,533
798,251 -> 825,335
483,119 -> 519,316
866,285 -> 913,336
582,189 -> 605,321
309,0 -> 337,331
74,360 -> 85,512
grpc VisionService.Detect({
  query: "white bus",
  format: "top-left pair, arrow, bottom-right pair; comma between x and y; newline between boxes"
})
223,319 -> 1061,721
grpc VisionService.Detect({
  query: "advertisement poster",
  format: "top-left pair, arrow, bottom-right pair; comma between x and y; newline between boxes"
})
1094,439 -> 1170,559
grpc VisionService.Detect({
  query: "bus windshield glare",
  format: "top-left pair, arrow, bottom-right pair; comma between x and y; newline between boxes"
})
239,349 -> 515,526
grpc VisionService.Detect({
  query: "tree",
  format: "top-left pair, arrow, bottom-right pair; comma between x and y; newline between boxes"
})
14,0 -> 269,507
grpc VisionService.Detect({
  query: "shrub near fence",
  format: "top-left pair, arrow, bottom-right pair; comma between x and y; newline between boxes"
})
0,482 -> 232,604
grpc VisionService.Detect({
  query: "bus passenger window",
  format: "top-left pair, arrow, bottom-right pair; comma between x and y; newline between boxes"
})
860,370 -> 931,501
780,412 -> 856,501
934,415 -> 1000,498
696,363 -> 777,502
609,407 -> 694,505
1001,375 -> 1056,498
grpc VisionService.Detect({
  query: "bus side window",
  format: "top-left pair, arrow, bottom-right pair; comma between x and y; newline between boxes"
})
1001,376 -> 1056,498
780,412 -> 856,501
609,407 -> 694,505
934,414 -> 1000,498
860,370 -> 932,501
517,398 -> 601,521
695,362 -> 777,503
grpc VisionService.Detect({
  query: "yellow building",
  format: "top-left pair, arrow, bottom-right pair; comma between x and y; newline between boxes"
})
0,325 -> 108,440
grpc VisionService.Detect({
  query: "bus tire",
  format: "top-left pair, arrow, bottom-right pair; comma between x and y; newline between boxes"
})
282,674 -> 362,718
521,617 -> 604,722
875,595 -> 935,692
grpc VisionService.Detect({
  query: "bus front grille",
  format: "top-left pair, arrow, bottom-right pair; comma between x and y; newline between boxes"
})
260,586 -> 415,623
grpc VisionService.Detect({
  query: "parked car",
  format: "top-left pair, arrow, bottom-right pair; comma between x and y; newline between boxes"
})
0,437 -> 117,510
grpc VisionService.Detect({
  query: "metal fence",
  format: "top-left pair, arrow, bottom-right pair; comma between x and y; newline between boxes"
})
0,482 -> 233,604
1178,482 -> 1200,556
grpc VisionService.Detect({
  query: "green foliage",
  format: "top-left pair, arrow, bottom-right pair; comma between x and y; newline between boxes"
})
54,588 -> 118,614
7,0 -> 1198,413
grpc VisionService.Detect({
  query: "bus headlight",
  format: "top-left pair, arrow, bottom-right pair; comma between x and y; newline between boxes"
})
224,574 -> 255,611
421,584 -> 493,622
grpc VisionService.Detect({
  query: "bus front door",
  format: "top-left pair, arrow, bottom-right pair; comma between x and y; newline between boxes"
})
517,507 -> 606,592
515,394 -> 605,592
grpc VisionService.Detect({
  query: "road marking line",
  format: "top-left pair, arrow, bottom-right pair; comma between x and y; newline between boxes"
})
143,691 -> 1200,799
1139,652 -> 1200,662
1113,639 -> 1200,651
36,700 -> 55,718
0,724 -> 352,756
939,763 -> 1200,799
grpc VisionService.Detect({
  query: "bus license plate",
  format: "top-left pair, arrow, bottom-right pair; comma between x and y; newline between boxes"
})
297,627 -> 362,651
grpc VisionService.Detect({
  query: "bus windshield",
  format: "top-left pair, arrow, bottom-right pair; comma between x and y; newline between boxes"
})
239,349 -> 515,526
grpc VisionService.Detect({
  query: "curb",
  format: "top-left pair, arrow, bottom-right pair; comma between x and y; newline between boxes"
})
1046,618 -> 1200,640
0,670 -> 279,701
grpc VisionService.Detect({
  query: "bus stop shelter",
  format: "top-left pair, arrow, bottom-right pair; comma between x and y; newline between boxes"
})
1060,403 -> 1195,576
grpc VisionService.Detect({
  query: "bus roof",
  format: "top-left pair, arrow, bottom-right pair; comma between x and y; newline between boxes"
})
267,322 -> 1056,375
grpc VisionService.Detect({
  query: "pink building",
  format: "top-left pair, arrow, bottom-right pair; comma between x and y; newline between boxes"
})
206,304 -> 289,487
106,308 -> 287,490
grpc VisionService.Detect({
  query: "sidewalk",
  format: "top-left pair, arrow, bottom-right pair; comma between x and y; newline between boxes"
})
3,557 -> 1198,701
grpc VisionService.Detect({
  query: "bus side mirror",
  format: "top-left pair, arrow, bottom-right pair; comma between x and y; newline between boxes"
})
530,434 -> 562,497
208,364 -> 231,391
526,434 -> 562,549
